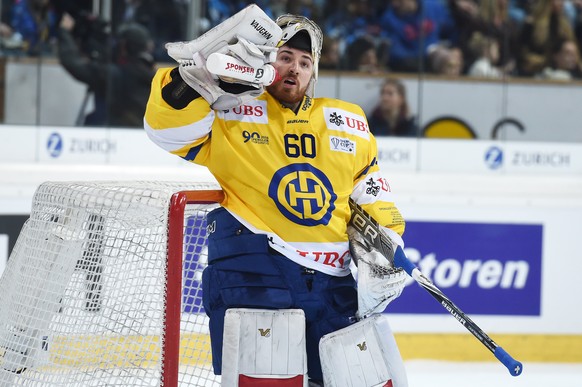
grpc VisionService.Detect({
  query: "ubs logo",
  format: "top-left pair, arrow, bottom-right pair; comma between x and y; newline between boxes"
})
268,163 -> 336,226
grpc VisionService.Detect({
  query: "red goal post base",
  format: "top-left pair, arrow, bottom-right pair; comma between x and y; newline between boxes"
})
166,189 -> 224,387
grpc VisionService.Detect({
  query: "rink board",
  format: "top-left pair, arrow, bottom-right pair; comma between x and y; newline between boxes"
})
25,332 -> 582,368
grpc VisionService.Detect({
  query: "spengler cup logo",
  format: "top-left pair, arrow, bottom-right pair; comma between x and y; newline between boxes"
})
269,163 -> 336,226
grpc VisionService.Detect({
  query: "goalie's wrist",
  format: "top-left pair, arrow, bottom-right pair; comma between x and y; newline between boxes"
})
161,67 -> 201,110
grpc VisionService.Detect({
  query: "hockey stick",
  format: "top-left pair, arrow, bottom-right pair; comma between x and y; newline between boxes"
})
348,198 -> 523,376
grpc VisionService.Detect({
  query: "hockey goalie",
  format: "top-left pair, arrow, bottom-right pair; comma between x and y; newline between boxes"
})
145,3 -> 409,386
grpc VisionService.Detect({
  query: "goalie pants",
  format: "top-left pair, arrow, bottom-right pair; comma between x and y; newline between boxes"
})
202,207 -> 358,382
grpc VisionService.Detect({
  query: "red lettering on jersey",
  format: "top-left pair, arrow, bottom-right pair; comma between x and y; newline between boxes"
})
378,177 -> 391,192
322,251 -> 349,268
345,117 -> 368,132
231,105 -> 264,116
322,252 -> 341,267
296,250 -> 309,257
313,251 -> 323,262
295,250 -> 350,269
356,120 -> 368,132
243,105 -> 254,115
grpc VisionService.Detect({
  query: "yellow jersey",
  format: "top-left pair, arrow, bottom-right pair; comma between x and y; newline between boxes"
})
145,67 -> 405,276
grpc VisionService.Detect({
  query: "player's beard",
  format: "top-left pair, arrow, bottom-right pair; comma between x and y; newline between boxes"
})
266,77 -> 309,107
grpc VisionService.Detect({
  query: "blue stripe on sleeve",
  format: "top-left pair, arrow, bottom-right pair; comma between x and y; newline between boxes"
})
356,157 -> 377,180
181,132 -> 211,161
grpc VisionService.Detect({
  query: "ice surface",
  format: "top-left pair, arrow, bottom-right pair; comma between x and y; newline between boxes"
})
405,360 -> 582,387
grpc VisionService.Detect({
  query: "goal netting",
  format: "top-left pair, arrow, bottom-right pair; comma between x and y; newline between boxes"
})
0,181 -> 224,386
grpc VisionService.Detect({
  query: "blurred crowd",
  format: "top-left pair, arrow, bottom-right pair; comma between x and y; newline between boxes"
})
0,0 -> 580,129
0,0 -> 581,81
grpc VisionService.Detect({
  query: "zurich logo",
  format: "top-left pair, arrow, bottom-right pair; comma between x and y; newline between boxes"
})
484,146 -> 503,170
47,132 -> 63,158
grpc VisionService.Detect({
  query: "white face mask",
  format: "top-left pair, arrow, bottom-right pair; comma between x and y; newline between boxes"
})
275,14 -> 323,97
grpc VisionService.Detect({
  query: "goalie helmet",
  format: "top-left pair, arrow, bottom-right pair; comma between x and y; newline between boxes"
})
275,14 -> 323,97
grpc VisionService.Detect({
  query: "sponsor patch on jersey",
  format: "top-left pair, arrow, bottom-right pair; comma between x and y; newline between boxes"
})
329,136 -> 355,154
287,119 -> 309,124
323,107 -> 370,140
242,130 -> 269,145
220,100 -> 268,124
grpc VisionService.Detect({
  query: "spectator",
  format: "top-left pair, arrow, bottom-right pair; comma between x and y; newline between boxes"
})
448,0 -> 520,74
571,0 -> 582,49
563,0 -> 579,27
285,0 -> 322,23
57,12 -> 155,127
478,0 -> 520,73
467,32 -> 513,78
508,0 -> 535,25
10,0 -> 58,56
0,21 -> 25,53
536,37 -> 582,80
367,78 -> 419,137
111,0 -> 185,62
518,0 -> 577,76
447,0 -> 481,66
429,45 -> 464,75
344,35 -> 383,73
380,0 -> 456,73
324,0 -> 382,47
319,35 -> 342,70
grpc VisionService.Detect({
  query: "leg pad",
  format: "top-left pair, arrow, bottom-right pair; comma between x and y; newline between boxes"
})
222,308 -> 308,386
319,314 -> 408,387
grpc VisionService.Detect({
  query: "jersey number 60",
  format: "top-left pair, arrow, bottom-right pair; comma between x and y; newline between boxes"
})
284,133 -> 316,159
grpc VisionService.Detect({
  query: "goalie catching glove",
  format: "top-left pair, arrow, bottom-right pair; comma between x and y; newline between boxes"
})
348,225 -> 407,320
165,4 -> 282,110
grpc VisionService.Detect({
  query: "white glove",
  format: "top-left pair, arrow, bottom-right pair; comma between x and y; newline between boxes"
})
177,52 -> 263,110
165,4 -> 281,63
165,4 -> 282,110
348,225 -> 407,320
226,35 -> 279,70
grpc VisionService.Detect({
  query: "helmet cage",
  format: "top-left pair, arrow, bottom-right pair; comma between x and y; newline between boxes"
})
275,14 -> 323,97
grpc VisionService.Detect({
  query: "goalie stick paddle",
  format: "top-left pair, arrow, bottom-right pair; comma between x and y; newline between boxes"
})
348,198 -> 523,377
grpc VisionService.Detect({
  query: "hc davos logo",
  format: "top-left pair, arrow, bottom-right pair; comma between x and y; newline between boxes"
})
269,163 -> 336,226
485,146 -> 503,170
47,132 -> 63,158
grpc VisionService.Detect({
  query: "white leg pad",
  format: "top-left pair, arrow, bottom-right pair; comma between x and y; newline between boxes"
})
319,314 -> 408,387
221,308 -> 308,387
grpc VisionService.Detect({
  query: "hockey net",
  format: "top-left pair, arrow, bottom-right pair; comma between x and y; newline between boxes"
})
0,181 -> 224,386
